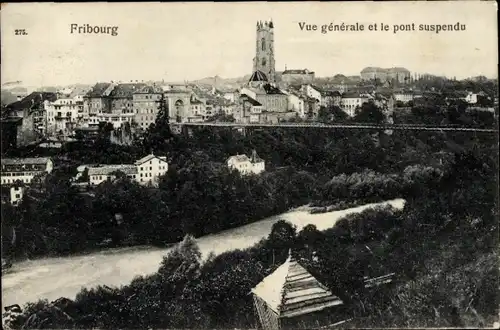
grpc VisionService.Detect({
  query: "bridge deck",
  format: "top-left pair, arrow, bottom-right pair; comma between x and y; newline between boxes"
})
172,122 -> 498,133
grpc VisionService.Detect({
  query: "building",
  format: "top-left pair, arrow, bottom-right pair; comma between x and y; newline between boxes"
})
132,85 -> 164,129
241,86 -> 288,114
220,89 -> 240,104
2,92 -> 57,145
321,90 -> 342,107
9,185 -> 24,205
83,83 -> 114,117
360,67 -> 411,84
387,67 -> 411,84
465,92 -> 478,104
0,117 -> 23,153
393,90 -> 414,104
1,157 -> 54,185
251,252 -> 346,329
1,183 -> 25,206
341,92 -> 370,117
207,97 -> 235,117
252,20 -> 276,83
286,92 -> 306,118
360,67 -> 388,81
134,154 -> 168,186
281,68 -> 315,84
45,96 -> 82,136
304,96 -> 320,119
1,157 -> 54,205
163,86 -> 193,123
109,83 -> 147,115
95,111 -> 135,129
189,98 -> 206,121
87,165 -> 138,186
227,150 -> 265,175
301,85 -> 322,104
237,95 -> 263,123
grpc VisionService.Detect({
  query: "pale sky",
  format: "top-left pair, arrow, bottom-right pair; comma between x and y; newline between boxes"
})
1,1 -> 498,87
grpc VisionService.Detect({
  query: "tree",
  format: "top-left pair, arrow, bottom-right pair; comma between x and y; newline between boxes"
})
267,220 -> 297,261
318,105 -> 348,123
157,234 -> 202,299
142,96 -> 173,153
317,106 -> 331,123
354,102 -> 385,124
330,105 -> 349,122
77,168 -> 89,183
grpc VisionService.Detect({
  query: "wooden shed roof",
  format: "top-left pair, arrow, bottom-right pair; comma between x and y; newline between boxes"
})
251,252 -> 344,319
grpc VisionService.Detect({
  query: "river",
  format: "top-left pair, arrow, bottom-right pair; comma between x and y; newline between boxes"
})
2,199 -> 405,308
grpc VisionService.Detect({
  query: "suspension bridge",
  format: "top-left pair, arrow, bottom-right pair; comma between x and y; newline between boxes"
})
172,122 -> 498,133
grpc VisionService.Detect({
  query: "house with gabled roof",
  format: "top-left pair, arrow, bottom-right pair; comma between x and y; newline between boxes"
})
83,83 -> 114,116
227,150 -> 265,175
1,157 -> 53,206
134,154 -> 168,186
78,154 -> 168,187
87,164 -> 138,186
109,83 -> 147,114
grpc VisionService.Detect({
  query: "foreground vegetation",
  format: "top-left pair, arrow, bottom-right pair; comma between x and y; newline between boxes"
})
7,143 -> 498,328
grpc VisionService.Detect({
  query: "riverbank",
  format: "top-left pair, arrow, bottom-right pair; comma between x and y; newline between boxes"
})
2,199 -> 404,308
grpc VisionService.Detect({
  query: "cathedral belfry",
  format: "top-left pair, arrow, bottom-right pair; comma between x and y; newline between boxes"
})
249,19 -> 276,86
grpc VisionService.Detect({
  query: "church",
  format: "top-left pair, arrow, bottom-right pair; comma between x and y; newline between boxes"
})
239,20 -> 292,121
249,20 -> 277,85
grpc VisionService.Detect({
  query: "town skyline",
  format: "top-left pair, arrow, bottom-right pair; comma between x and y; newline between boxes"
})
1,2 -> 498,87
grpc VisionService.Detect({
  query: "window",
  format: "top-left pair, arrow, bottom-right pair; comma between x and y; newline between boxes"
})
15,194 -> 20,198
261,38 -> 266,51
262,57 -> 266,66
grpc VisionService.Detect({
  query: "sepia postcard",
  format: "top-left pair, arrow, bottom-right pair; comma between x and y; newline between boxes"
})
1,1 -> 498,329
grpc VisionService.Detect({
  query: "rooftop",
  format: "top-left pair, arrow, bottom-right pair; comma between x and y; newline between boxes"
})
4,92 -> 57,112
250,150 -> 263,163
241,95 -> 262,107
109,83 -> 148,98
322,90 -> 342,97
87,164 -> 138,176
228,154 -> 251,163
85,83 -> 113,98
249,70 -> 269,83
282,69 -> 315,75
342,92 -> 365,98
1,157 -> 51,166
134,85 -> 164,94
134,154 -> 168,166
251,252 -> 344,318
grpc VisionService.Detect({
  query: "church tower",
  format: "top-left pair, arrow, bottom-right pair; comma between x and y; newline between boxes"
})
252,20 -> 276,83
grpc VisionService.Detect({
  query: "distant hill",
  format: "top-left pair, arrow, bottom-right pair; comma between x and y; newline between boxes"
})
1,90 -> 18,105
7,86 -> 28,93
189,75 -> 252,88
34,84 -> 93,95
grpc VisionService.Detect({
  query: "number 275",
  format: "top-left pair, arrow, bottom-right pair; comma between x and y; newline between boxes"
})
15,29 -> 28,36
